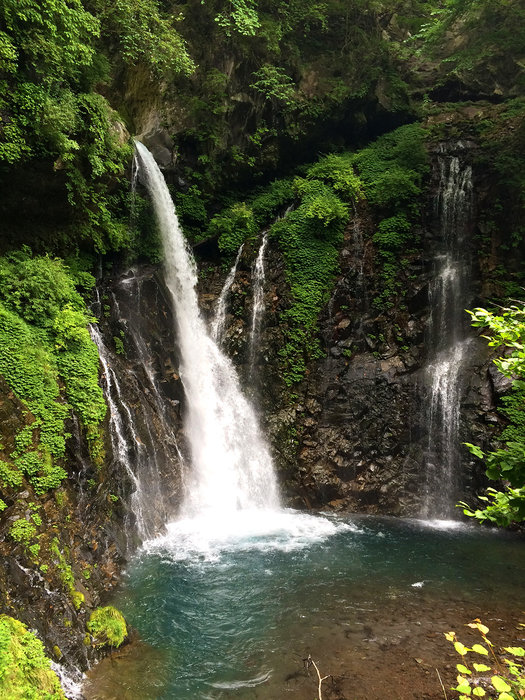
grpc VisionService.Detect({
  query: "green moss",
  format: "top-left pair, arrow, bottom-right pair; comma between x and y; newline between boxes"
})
87,606 -> 127,648
50,537 -> 84,609
0,615 -> 65,699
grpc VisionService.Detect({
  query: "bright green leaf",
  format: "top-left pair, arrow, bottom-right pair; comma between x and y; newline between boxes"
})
472,644 -> 489,656
473,663 -> 491,673
457,664 -> 472,674
504,646 -> 525,657
455,642 -> 469,656
491,676 -> 511,692
472,688 -> 486,697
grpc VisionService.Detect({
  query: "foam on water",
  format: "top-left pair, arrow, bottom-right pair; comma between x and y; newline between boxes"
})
141,509 -> 359,562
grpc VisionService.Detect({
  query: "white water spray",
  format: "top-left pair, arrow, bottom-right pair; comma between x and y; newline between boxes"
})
134,142 -> 279,518
210,244 -> 243,344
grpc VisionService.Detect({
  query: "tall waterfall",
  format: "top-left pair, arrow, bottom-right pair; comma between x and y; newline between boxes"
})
210,244 -> 243,344
134,142 -> 279,517
248,231 -> 269,372
423,146 -> 473,518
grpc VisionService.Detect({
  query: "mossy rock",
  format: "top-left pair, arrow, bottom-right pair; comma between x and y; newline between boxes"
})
0,615 -> 65,699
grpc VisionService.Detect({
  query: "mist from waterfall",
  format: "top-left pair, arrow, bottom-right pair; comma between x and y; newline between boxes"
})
134,142 -> 280,520
423,147 -> 473,518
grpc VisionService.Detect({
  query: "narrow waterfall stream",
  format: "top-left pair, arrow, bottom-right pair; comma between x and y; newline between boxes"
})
248,231 -> 269,373
210,244 -> 244,344
423,145 -> 473,517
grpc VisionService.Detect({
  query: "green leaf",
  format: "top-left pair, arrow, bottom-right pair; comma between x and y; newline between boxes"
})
472,688 -> 486,697
497,694 -> 514,700
473,663 -> 491,672
472,644 -> 489,656
457,664 -> 472,675
491,676 -> 511,692
504,646 -> 525,657
455,642 -> 470,656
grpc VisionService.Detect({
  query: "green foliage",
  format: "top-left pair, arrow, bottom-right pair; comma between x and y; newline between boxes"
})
210,203 -> 258,255
444,620 -> 525,699
0,250 -> 105,498
9,519 -> 37,546
463,304 -> 525,524
270,170 -> 349,384
307,153 -> 363,202
0,615 -> 65,699
351,123 -> 429,308
86,0 -> 194,78
418,0 -> 525,94
87,606 -> 127,648
50,537 -> 84,609
373,214 -> 412,251
250,65 -> 296,106
250,178 -> 295,226
215,0 -> 261,36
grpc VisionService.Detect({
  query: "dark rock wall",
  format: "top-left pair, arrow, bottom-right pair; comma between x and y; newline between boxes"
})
199,141 -> 509,516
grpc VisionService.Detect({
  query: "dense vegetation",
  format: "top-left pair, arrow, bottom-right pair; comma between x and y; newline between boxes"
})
0,615 -> 64,699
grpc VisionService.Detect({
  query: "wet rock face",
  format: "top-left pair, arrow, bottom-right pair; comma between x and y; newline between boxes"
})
0,264 -> 186,676
200,150 -> 504,517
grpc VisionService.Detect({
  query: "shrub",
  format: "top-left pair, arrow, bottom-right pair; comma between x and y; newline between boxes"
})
87,606 -> 127,648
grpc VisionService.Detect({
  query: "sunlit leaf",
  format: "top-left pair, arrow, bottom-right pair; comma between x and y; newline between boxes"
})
473,688 -> 486,697
456,642 -> 469,656
472,644 -> 489,656
445,632 -> 456,642
504,647 -> 525,657
492,676 -> 511,692
457,664 -> 472,674
473,663 -> 491,673
468,621 -> 490,635
456,680 -> 472,694
497,693 -> 514,700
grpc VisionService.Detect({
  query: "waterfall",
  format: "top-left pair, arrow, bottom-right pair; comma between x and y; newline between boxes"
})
134,142 -> 279,517
210,244 -> 243,344
423,146 -> 473,518
90,324 -> 153,541
248,231 -> 269,373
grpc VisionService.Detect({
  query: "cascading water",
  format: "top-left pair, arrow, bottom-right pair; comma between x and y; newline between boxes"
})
210,243 -> 243,344
134,142 -> 279,522
91,280 -> 184,544
248,230 -> 269,372
423,145 -> 473,518
90,324 -> 152,542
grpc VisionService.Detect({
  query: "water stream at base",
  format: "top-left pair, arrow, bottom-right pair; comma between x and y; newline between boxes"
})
423,146 -> 473,518
134,142 -> 279,519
